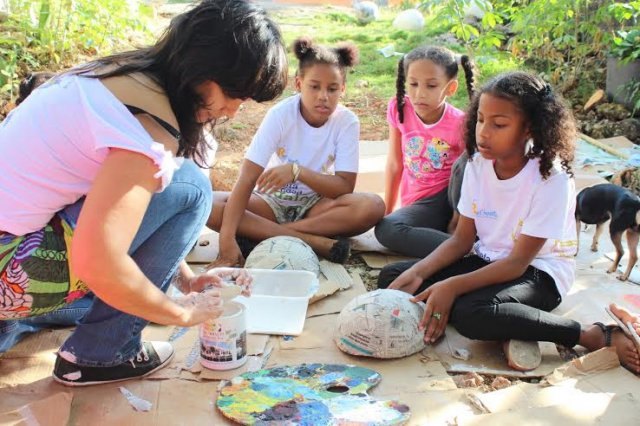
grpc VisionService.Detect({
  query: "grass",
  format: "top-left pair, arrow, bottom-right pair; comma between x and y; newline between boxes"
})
271,6 -> 523,112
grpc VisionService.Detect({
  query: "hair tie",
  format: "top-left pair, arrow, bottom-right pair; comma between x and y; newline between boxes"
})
455,54 -> 462,66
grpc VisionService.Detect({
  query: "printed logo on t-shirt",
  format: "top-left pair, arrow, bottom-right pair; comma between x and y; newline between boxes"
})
471,199 -> 498,219
511,219 -> 524,241
403,136 -> 453,179
321,154 -> 336,173
550,239 -> 579,258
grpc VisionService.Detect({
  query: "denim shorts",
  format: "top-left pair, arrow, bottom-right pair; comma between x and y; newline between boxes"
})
255,191 -> 322,224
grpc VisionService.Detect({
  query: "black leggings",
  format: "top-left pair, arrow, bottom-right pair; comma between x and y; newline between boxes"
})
378,255 -> 582,347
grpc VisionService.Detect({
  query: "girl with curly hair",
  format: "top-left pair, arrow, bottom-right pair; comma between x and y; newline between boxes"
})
378,71 -> 639,374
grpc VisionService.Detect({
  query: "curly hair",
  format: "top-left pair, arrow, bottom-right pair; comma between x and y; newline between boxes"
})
395,45 -> 476,123
464,71 -> 576,179
293,37 -> 359,82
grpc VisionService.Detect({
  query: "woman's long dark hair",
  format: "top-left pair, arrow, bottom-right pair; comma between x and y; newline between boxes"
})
75,0 -> 288,165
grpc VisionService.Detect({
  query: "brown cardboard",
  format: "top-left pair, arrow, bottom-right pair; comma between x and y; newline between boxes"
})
543,347 -> 619,385
0,391 -> 72,426
459,393 -> 640,425
306,272 -> 367,318
309,279 -> 342,304
319,260 -> 353,289
430,326 -> 564,378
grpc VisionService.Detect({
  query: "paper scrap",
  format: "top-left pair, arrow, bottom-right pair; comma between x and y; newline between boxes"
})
319,261 -> 353,289
309,279 -> 341,304
543,347 -> 619,385
119,387 -> 153,412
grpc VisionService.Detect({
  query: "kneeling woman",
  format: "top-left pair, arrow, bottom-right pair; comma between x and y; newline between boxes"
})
0,0 -> 287,385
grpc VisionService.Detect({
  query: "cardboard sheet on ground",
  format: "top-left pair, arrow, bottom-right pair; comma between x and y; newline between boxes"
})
309,279 -> 342,304
319,260 -> 353,289
306,271 -> 367,318
429,326 -> 563,378
0,391 -> 72,426
268,340 -> 458,393
459,393 -> 640,425
475,348 -> 619,412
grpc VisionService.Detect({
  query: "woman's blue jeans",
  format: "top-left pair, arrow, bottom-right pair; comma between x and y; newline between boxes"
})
0,160 -> 212,366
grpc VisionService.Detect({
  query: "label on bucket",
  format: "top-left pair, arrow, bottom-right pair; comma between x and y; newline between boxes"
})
200,302 -> 248,370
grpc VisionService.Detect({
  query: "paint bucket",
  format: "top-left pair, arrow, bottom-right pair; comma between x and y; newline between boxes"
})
199,301 -> 248,370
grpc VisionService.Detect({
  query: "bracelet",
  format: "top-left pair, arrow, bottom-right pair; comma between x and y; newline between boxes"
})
291,163 -> 301,182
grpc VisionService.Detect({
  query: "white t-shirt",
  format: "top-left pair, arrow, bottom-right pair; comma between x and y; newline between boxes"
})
0,74 -> 182,236
245,94 -> 359,205
458,155 -> 577,297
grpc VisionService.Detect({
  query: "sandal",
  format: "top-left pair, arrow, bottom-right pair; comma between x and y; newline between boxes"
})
593,321 -> 640,375
504,339 -> 541,371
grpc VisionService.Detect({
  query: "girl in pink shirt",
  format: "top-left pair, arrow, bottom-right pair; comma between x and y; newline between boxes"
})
375,45 -> 476,257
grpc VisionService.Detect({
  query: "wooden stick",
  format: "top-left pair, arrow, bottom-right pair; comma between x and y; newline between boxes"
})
579,132 -> 630,160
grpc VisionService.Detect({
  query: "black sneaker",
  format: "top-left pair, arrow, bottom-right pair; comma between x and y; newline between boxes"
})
53,341 -> 174,387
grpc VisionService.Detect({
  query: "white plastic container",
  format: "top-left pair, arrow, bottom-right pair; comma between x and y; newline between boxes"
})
209,268 -> 319,336
199,301 -> 247,370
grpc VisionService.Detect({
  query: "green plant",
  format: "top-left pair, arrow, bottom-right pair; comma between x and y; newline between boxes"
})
609,1 -> 640,64
612,29 -> 640,64
0,0 -> 153,100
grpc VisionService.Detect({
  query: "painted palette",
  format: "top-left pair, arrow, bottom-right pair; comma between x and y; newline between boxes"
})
216,363 -> 410,425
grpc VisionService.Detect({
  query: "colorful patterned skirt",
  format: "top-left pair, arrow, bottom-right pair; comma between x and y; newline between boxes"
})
0,214 -> 89,319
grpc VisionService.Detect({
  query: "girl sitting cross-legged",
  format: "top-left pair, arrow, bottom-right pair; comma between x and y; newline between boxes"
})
208,37 -> 385,267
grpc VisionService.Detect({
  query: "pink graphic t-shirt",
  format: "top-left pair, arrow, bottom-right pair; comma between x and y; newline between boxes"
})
387,97 -> 465,206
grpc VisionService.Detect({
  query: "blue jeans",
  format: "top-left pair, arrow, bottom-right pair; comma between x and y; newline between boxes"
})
0,160 -> 212,365
0,295 -> 94,353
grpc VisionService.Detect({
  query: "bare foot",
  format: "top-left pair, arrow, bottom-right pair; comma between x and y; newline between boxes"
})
610,303 -> 640,336
580,324 -> 640,374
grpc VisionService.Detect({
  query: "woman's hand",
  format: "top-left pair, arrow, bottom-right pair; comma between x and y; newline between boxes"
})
174,289 -> 224,326
189,268 -> 253,296
388,267 -> 424,295
208,238 -> 244,268
256,164 -> 294,194
412,279 -> 459,344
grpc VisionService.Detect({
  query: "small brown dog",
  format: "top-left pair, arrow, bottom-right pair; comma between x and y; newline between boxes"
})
576,183 -> 640,281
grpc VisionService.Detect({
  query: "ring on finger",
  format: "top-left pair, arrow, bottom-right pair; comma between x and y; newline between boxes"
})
432,312 -> 442,321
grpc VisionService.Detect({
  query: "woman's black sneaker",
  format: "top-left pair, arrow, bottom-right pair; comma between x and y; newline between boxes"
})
53,341 -> 174,387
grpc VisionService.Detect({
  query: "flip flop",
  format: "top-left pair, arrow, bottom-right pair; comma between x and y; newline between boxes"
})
605,307 -> 640,355
504,339 -> 541,371
593,321 -> 640,376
